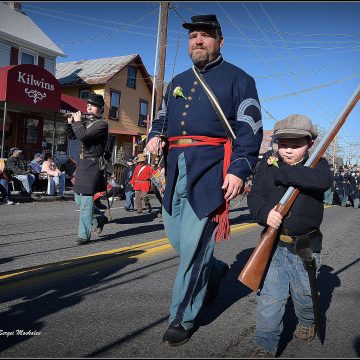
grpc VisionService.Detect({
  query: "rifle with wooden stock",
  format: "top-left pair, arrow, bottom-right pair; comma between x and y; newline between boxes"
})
238,84 -> 360,292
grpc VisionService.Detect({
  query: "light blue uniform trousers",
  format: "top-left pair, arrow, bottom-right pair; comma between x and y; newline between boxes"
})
162,152 -> 226,331
74,193 -> 105,240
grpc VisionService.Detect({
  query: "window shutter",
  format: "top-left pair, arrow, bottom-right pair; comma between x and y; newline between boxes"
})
38,56 -> 45,68
10,47 -> 19,65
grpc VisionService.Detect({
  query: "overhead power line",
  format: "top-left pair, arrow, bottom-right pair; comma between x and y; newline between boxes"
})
260,72 -> 360,103
172,3 -> 360,38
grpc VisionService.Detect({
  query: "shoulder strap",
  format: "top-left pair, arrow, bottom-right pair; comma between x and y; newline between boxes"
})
136,165 -> 146,180
192,66 -> 236,140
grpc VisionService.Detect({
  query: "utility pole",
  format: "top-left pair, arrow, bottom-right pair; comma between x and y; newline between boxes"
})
155,2 -> 169,115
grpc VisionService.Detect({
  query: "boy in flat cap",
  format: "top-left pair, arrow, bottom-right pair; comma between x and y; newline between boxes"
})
146,14 -> 262,346
247,114 -> 332,357
65,93 -> 109,245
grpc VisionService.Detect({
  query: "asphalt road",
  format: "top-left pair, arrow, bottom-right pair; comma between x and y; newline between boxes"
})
0,197 -> 359,358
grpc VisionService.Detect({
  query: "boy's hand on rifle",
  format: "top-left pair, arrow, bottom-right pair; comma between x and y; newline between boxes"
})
267,208 -> 283,229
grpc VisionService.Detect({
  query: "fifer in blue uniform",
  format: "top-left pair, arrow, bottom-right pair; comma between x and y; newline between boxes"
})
146,14 -> 263,346
65,93 -> 109,245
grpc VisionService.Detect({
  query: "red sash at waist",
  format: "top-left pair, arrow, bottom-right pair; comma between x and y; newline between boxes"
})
168,135 -> 232,242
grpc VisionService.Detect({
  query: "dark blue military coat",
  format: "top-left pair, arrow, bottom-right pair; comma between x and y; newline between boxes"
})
65,115 -> 108,195
148,55 -> 263,219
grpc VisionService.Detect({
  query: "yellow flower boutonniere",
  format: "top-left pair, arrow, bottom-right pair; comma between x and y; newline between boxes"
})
173,86 -> 187,100
267,155 -> 279,168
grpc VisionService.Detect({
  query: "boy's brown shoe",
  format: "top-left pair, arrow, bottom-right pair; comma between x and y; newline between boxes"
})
249,347 -> 274,358
294,323 -> 315,342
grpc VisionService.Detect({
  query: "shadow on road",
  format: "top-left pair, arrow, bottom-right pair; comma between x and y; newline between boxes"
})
276,263 -> 342,356
0,249 -> 144,353
195,247 -> 255,327
353,336 -> 360,357
98,223 -> 165,242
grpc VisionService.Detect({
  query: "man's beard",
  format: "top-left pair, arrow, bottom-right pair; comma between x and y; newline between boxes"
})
190,47 -> 219,67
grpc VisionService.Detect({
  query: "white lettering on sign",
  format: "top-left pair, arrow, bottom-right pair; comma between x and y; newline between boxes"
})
17,71 -> 55,91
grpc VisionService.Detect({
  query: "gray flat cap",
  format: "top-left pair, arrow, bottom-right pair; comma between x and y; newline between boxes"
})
273,114 -> 318,140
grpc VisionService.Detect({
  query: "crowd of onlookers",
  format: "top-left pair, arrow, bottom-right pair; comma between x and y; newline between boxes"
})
324,165 -> 360,208
0,147 -> 75,205
1,147 -> 359,211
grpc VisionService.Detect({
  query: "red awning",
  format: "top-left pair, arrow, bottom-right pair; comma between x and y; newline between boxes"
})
0,64 -> 61,111
61,93 -> 87,113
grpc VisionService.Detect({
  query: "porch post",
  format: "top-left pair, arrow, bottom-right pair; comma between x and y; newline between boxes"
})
1,101 -> 7,158
51,111 -> 56,156
132,135 -> 136,156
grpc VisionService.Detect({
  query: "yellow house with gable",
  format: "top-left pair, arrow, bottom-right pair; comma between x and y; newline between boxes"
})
56,54 -> 153,160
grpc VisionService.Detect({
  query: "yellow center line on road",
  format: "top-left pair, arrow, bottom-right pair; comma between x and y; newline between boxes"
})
0,222 -> 259,281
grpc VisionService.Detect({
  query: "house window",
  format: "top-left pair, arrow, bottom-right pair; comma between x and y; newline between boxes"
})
138,100 -> 148,127
109,90 -> 121,120
126,66 -> 137,89
80,90 -> 90,100
20,49 -> 37,65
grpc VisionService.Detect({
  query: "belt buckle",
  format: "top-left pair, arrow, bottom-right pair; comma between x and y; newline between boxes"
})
178,138 -> 192,145
280,234 -> 294,244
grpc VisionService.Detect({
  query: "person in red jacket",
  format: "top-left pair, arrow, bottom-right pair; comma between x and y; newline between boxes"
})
130,153 -> 153,214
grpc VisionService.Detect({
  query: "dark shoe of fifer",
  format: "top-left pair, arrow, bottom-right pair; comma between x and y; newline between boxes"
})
76,238 -> 90,245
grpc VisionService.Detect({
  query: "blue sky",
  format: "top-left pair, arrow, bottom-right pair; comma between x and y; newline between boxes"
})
22,1 -> 360,164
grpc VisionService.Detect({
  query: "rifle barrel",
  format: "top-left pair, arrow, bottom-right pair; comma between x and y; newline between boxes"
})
279,84 -> 360,206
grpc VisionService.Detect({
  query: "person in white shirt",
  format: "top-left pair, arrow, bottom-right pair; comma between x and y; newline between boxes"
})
41,153 -> 66,197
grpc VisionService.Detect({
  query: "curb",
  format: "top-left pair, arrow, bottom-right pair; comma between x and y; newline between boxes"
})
9,193 -> 74,204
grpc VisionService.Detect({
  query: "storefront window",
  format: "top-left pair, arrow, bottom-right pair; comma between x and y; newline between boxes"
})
24,118 -> 39,144
42,118 -> 67,154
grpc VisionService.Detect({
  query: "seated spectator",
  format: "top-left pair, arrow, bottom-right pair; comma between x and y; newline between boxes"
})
0,159 -> 14,205
41,153 -> 66,197
5,147 -> 35,195
28,152 -> 43,175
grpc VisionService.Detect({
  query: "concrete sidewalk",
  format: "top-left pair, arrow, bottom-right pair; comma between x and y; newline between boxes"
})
5,190 -> 157,205
6,189 -> 75,204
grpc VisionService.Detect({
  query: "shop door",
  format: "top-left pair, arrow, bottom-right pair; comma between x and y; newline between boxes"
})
17,114 -> 44,161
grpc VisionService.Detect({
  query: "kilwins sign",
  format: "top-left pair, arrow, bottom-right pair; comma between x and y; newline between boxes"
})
0,64 -> 61,111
